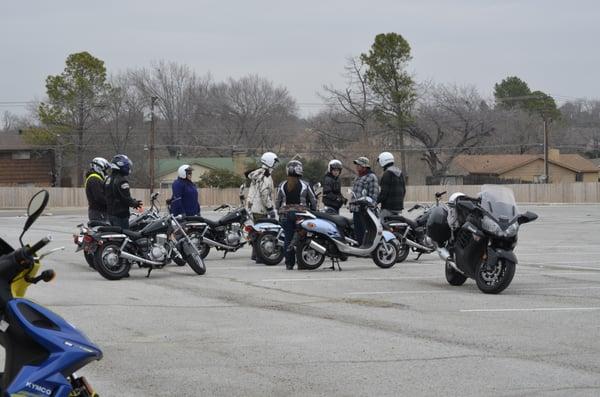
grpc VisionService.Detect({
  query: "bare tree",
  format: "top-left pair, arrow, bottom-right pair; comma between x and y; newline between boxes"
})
404,84 -> 497,177
130,61 -> 210,157
206,74 -> 297,153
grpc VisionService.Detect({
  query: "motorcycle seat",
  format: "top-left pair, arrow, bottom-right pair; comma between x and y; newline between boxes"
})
311,211 -> 352,230
88,220 -> 110,227
255,218 -> 279,225
97,226 -> 123,233
385,215 -> 419,230
184,216 -> 220,229
123,229 -> 143,240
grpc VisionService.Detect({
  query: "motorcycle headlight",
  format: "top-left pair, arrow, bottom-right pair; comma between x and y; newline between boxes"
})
504,222 -> 519,237
482,216 -> 519,237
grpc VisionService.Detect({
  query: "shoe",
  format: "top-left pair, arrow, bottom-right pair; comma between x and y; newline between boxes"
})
286,264 -> 294,270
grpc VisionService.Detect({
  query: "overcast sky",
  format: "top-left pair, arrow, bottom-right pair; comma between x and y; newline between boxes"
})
1,0 -> 598,117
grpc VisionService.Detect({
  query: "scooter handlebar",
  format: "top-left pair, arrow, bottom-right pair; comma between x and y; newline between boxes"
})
26,236 -> 52,256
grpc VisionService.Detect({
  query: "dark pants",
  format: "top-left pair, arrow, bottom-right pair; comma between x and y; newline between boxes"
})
323,206 -> 339,214
88,209 -> 107,222
353,212 -> 365,246
109,216 -> 129,230
282,211 -> 296,268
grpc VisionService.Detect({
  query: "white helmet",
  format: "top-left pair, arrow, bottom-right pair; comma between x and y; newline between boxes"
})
177,164 -> 193,178
377,152 -> 394,168
448,192 -> 465,205
261,152 -> 279,169
328,159 -> 342,173
90,157 -> 110,177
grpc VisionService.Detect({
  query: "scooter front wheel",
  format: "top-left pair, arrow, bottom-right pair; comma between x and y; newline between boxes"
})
372,239 -> 399,268
296,239 -> 325,270
256,232 -> 284,266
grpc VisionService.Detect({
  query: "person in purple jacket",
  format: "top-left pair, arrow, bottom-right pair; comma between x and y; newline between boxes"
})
170,164 -> 200,216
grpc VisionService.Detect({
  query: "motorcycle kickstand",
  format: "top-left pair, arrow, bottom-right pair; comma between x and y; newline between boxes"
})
415,252 -> 423,261
145,268 -> 153,278
222,251 -> 228,259
329,257 -> 342,271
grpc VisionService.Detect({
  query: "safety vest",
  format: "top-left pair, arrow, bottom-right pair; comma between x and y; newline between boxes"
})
85,172 -> 103,188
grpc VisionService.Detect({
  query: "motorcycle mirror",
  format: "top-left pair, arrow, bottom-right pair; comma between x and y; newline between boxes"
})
151,192 -> 160,200
21,190 -> 49,246
517,211 -> 538,225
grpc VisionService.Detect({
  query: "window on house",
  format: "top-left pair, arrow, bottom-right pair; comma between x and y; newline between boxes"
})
12,151 -> 30,160
575,172 -> 583,182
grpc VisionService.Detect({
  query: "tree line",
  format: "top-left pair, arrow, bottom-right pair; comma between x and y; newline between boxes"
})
1,33 -> 599,187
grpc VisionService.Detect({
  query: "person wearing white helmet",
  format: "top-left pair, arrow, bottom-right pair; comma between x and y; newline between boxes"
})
85,157 -> 110,221
322,159 -> 346,214
376,151 -> 406,220
170,164 -> 200,217
246,152 -> 279,263
246,152 -> 279,220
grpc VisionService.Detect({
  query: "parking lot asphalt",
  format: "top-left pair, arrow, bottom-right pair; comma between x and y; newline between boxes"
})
0,204 -> 599,396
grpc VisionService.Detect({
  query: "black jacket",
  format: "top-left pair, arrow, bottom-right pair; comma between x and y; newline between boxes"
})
322,172 -> 343,210
104,172 -> 139,218
378,165 -> 406,211
85,171 -> 106,212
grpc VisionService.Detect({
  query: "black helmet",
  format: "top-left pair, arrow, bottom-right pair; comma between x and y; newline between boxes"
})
286,160 -> 303,177
111,154 -> 133,175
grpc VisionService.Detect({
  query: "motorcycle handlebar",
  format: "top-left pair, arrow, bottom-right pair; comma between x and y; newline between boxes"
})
435,191 -> 447,198
26,236 -> 52,256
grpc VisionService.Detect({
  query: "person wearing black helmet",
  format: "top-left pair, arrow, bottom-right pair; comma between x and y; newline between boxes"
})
276,160 -> 317,270
104,154 -> 142,229
322,159 -> 346,214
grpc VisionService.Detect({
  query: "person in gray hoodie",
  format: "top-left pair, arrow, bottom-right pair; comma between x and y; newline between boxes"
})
376,151 -> 406,219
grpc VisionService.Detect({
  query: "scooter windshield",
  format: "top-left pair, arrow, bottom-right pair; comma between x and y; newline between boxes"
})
480,185 -> 518,222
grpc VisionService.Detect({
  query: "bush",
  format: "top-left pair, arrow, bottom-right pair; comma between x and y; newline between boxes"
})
198,169 -> 245,188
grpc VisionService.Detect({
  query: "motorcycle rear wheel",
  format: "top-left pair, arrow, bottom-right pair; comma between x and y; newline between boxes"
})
84,252 -> 96,269
94,242 -> 131,280
296,239 -> 325,270
255,232 -> 284,266
476,258 -> 515,294
395,242 -> 410,263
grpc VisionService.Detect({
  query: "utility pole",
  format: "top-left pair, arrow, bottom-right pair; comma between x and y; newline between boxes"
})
149,96 -> 158,194
543,119 -> 549,183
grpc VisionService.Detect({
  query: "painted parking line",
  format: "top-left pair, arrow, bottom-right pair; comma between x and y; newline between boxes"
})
460,307 -> 600,313
347,285 -> 600,296
261,276 -> 440,282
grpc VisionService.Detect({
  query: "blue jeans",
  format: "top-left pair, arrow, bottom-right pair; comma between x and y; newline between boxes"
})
282,211 -> 297,267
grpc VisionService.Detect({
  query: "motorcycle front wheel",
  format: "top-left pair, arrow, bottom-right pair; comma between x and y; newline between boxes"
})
189,232 -> 210,259
255,232 -> 284,266
94,242 -> 131,280
475,258 -> 515,294
296,239 -> 325,270
372,239 -> 399,268
182,241 -> 206,275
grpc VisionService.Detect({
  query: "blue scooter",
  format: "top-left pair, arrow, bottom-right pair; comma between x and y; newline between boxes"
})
0,190 -> 102,396
294,195 -> 400,270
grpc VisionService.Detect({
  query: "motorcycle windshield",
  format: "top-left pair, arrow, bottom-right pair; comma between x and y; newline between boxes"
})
480,185 -> 518,222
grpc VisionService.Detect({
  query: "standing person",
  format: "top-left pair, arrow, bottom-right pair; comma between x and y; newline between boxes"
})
350,157 -> 379,246
276,160 -> 317,270
170,164 -> 200,217
85,157 -> 110,222
247,152 -> 279,263
104,154 -> 142,230
322,159 -> 347,214
376,151 -> 406,220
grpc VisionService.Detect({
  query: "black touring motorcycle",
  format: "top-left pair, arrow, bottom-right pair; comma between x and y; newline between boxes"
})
426,185 -> 537,294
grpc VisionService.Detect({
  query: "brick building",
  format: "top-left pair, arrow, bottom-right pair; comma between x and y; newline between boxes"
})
0,133 -> 55,186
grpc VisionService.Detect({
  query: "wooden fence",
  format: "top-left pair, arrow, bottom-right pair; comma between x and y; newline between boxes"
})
0,183 -> 599,209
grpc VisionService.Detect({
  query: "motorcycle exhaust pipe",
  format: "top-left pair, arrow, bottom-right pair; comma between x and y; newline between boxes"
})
308,240 -> 327,255
202,237 -> 237,250
437,247 -> 451,261
405,239 -> 433,252
120,251 -> 164,266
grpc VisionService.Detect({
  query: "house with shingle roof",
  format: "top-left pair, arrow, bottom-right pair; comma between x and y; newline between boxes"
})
0,132 -> 55,186
448,149 -> 599,184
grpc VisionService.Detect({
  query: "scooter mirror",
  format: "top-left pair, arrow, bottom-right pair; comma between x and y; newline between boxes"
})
24,190 -> 49,234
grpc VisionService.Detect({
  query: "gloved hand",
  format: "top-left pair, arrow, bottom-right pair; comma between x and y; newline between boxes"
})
135,200 -> 143,209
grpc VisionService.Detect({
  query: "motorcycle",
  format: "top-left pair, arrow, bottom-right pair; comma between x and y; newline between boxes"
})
294,193 -> 400,270
93,211 -> 206,280
0,190 -> 102,396
74,192 -> 162,268
426,185 -> 538,294
383,191 -> 446,263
